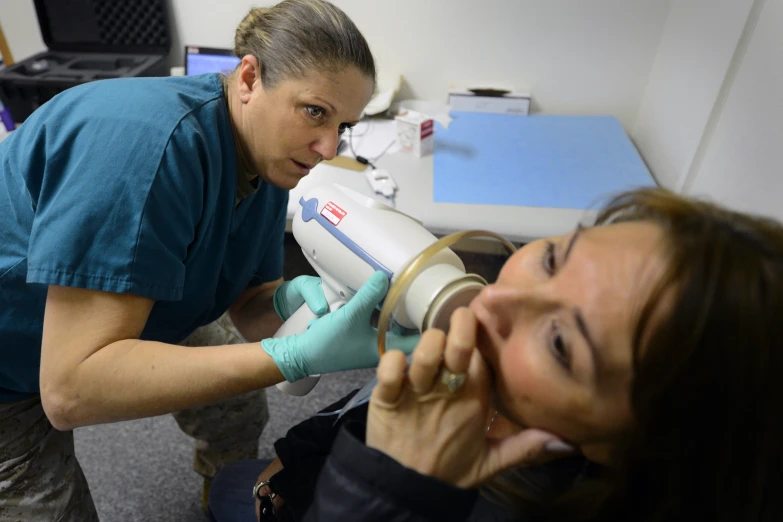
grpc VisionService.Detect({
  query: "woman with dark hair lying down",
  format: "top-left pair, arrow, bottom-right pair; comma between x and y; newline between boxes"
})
209,188 -> 783,522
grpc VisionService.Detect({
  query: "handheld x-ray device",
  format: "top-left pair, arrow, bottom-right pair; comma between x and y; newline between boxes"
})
275,183 -> 515,396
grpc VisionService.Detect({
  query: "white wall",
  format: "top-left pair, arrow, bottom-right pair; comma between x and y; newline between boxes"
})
1,0 -> 671,129
631,0 -> 754,189
687,0 -> 783,221
0,1 -> 46,62
165,0 -> 250,55
326,0 -> 670,128
630,0 -> 783,222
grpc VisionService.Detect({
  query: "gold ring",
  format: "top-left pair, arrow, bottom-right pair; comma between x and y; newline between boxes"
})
439,367 -> 467,394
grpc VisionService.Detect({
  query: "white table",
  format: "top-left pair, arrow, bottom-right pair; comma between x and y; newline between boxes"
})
288,150 -> 594,245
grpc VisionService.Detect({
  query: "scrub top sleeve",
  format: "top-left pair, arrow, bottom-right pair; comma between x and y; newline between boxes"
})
130,119 -> 207,300
27,118 -> 206,302
247,202 -> 287,288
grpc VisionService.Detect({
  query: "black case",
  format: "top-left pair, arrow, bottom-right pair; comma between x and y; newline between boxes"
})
0,0 -> 171,123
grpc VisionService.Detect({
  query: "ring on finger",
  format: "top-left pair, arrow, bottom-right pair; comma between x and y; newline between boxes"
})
439,366 -> 467,394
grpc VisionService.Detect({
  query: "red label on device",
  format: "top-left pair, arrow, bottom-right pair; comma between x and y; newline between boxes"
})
321,201 -> 347,225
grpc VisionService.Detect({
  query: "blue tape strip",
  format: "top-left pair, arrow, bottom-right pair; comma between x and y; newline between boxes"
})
299,197 -> 393,280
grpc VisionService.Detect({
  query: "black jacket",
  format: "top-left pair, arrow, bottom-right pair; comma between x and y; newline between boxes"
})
270,391 -> 589,522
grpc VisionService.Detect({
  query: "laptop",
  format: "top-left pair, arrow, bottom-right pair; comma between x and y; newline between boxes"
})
184,46 -> 241,76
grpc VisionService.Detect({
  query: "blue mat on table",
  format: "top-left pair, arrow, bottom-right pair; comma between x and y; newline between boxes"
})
433,113 -> 655,209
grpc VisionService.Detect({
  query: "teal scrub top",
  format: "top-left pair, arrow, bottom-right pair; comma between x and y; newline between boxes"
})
0,73 -> 288,402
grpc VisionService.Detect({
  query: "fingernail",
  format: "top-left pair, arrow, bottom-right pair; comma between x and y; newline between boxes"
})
545,440 -> 576,454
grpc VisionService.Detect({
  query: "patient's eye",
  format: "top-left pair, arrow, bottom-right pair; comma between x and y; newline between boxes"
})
550,321 -> 572,371
542,241 -> 556,275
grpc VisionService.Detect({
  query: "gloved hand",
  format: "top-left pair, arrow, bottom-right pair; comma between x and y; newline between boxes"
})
262,271 -> 420,382
273,276 -> 329,321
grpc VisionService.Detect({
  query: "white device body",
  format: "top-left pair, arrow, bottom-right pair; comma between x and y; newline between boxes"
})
275,184 -> 482,396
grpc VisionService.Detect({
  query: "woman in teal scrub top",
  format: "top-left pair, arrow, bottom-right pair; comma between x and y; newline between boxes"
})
0,2 -> 414,520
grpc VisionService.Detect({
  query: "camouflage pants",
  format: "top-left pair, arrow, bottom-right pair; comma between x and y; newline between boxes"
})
0,312 -> 268,521
172,312 -> 270,479
0,396 -> 99,522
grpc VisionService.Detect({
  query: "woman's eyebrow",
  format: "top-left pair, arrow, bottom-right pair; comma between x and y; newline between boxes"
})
310,95 -> 361,126
311,95 -> 336,114
563,225 -> 583,263
574,306 -> 602,378
561,225 -> 601,378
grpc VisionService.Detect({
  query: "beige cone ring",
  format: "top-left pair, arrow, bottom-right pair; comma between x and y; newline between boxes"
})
439,367 -> 467,394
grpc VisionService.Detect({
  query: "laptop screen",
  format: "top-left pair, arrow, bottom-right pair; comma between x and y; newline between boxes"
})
185,46 -> 241,76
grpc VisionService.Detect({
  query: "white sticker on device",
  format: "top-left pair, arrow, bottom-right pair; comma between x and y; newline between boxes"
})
321,201 -> 347,225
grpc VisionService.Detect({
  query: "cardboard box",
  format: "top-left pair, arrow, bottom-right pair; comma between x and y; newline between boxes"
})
448,88 -> 531,116
395,109 -> 434,157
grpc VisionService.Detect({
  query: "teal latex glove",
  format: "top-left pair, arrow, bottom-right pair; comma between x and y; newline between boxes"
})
273,276 -> 329,321
262,271 -> 420,382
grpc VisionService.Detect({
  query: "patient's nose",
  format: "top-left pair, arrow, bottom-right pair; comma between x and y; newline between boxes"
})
475,284 -> 551,340
474,285 -> 524,339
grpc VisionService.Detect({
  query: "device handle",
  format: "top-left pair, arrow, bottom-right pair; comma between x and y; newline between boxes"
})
274,292 -> 349,396
274,302 -> 322,396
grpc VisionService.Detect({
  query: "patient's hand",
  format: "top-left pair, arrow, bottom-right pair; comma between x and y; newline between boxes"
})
367,308 -> 575,489
254,457 -> 285,521
485,412 -> 522,440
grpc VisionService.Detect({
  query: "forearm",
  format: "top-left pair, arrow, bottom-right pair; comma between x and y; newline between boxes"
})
231,283 -> 284,342
44,338 -> 284,430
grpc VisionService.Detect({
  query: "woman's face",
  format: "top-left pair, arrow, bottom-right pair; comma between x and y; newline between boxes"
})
234,59 -> 374,189
470,222 -> 668,463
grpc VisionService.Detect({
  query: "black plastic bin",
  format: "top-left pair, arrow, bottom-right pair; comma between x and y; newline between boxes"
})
0,0 -> 171,123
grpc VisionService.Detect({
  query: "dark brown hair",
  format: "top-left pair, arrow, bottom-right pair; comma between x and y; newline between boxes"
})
233,0 -> 376,88
596,188 -> 782,521
484,188 -> 783,521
